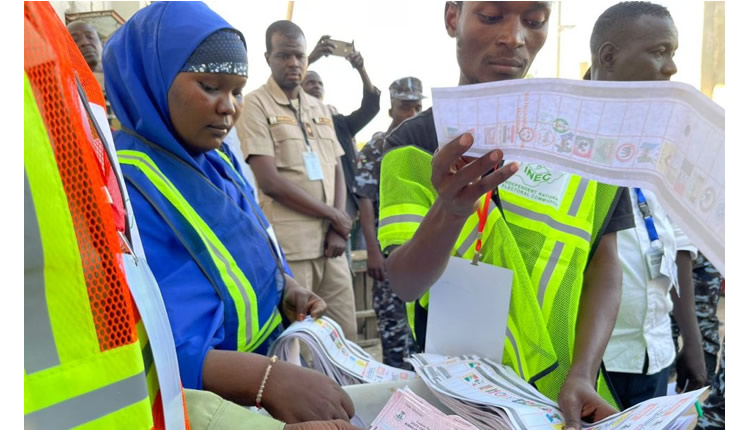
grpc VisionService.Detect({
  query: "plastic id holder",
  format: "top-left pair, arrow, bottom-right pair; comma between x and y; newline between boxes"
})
303,150 -> 324,181
425,256 -> 513,364
645,242 -> 665,281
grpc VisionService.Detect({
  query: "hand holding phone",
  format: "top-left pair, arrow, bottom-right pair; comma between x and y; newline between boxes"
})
328,39 -> 354,57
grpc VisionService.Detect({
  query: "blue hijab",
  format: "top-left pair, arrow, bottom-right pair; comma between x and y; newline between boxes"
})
103,2 -> 287,389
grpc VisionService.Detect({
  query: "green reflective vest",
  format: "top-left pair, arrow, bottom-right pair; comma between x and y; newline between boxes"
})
378,145 -> 620,407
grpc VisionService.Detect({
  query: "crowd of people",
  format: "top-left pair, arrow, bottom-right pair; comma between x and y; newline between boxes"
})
25,1 -> 724,429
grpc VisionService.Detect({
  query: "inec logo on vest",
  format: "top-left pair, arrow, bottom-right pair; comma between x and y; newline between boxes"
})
500,162 -> 570,210
518,164 -> 564,188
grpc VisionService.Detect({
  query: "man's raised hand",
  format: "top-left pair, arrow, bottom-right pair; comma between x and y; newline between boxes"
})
431,133 -> 517,219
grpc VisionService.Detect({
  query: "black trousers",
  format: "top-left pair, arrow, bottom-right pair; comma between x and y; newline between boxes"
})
607,354 -> 670,409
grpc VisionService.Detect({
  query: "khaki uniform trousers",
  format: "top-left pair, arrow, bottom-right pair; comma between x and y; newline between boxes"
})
288,254 -> 357,340
185,389 -> 284,430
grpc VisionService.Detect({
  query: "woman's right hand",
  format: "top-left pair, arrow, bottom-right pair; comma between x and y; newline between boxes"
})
284,420 -> 363,430
263,361 -> 355,424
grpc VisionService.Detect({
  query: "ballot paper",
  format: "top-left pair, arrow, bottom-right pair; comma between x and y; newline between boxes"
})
369,387 -> 478,430
270,316 -> 415,385
407,353 -> 706,430
431,79 -> 725,275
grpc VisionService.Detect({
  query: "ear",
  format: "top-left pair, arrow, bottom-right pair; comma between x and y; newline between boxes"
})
598,42 -> 618,70
388,108 -> 393,119
264,52 -> 270,65
445,2 -> 459,38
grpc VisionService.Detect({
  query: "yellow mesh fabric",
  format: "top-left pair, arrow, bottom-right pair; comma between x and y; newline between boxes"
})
478,213 -> 560,379
378,146 -> 558,379
505,181 -> 620,407
379,145 -> 621,407
377,146 -> 436,249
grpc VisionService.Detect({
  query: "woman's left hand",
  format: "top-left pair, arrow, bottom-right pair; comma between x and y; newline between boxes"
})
282,274 -> 327,322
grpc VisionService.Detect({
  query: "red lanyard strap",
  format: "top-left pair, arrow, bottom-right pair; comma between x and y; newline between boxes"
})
472,190 -> 493,264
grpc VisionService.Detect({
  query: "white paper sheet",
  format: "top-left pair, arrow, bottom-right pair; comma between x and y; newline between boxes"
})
583,388 -> 706,430
407,354 -> 706,430
122,254 -> 186,430
370,387 -> 478,430
270,316 -> 416,385
425,257 -> 513,364
431,79 -> 725,275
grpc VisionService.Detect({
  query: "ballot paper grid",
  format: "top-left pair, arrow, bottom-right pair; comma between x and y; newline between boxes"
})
408,353 -> 706,430
270,316 -> 415,386
370,387 -> 478,430
432,79 -> 725,275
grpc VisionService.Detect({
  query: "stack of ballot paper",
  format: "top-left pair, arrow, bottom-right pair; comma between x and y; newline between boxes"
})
407,353 -> 706,430
269,316 -> 416,385
370,387 -> 478,430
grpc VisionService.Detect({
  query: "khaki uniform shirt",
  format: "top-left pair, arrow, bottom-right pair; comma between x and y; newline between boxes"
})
237,77 -> 343,261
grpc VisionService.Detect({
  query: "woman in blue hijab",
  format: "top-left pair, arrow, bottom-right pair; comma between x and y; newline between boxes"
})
103,2 -> 356,425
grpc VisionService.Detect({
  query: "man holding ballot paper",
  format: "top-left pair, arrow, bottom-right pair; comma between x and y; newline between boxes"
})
378,2 -> 637,429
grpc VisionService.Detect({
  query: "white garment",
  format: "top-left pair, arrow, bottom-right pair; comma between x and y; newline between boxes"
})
224,127 -> 258,202
603,188 -> 697,375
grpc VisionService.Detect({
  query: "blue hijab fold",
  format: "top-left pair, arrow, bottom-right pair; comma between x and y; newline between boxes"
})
103,1 -> 286,390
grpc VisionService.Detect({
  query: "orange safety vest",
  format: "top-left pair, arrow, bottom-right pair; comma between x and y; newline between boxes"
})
24,2 -> 190,428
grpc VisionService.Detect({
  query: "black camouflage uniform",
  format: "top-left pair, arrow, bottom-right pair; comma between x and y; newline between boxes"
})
354,130 -> 418,369
329,86 -> 381,254
670,251 -> 723,380
697,338 -> 725,429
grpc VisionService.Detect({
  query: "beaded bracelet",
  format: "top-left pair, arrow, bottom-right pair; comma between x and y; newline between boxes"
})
255,355 -> 278,409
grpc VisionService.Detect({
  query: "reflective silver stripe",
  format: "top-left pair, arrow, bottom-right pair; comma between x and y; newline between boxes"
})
506,327 -> 525,380
25,371 -> 149,429
378,214 -> 424,227
537,241 -> 564,307
503,200 -> 591,242
455,228 -> 478,256
24,171 -> 59,374
120,154 -> 257,347
203,238 -> 256,346
567,178 -> 590,216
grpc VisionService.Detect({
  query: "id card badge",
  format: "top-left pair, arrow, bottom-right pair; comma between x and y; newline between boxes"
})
645,241 -> 666,280
425,256 -> 513,363
303,150 -> 324,181
121,253 -> 186,429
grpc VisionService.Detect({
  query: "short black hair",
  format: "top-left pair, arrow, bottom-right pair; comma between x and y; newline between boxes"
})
67,20 -> 103,40
265,20 -> 305,53
590,2 -> 672,54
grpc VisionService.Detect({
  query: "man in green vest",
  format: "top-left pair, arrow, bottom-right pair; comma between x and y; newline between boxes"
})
378,3 -> 635,429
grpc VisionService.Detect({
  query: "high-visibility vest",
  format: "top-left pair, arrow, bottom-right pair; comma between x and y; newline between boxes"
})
117,148 -> 283,353
24,70 -> 153,430
24,3 -> 190,428
378,145 -> 620,407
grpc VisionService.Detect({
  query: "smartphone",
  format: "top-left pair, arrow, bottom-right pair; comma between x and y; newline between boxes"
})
328,39 -> 354,57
